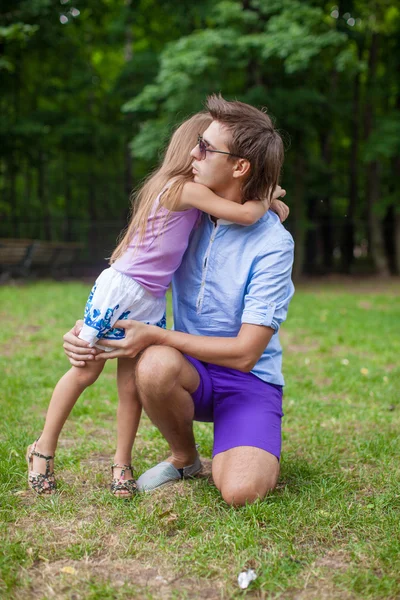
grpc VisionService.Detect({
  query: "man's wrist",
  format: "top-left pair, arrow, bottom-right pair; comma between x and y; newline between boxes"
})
156,325 -> 170,346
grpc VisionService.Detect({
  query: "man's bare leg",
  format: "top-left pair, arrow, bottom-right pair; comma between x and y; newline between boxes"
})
212,446 -> 280,507
135,346 -> 199,469
135,346 -> 279,505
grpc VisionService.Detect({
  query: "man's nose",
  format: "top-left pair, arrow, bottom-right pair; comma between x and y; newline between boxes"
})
190,144 -> 201,159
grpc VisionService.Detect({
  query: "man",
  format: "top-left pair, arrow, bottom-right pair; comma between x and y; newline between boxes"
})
64,95 -> 294,506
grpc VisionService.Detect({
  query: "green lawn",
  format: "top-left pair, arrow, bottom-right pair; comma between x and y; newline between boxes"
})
1,280 -> 399,599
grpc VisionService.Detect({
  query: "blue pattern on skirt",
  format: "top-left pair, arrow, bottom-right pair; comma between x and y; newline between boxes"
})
83,283 -> 167,341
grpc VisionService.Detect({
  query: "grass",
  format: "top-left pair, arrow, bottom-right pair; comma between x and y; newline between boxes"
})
0,278 -> 399,599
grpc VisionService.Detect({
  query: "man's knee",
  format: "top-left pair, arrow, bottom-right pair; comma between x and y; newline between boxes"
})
213,447 -> 279,506
136,346 -> 183,396
219,478 -> 276,507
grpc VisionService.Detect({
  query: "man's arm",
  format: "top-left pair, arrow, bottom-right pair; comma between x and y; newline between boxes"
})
65,236 -> 294,369
94,321 -> 274,372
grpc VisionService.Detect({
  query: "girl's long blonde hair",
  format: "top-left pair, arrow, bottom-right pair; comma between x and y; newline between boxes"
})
110,112 -> 212,263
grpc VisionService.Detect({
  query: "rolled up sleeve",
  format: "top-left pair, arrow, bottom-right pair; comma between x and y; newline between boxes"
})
241,237 -> 295,332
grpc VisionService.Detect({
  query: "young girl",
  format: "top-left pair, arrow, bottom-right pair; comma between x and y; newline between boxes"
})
27,112 -> 289,498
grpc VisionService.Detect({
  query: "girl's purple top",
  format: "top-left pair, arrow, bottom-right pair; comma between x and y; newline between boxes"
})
112,193 -> 199,298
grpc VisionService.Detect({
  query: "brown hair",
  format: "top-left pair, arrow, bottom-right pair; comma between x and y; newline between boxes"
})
110,112 -> 212,263
206,94 -> 284,204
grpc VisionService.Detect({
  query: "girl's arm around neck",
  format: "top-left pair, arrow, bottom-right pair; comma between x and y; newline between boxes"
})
179,182 -> 266,225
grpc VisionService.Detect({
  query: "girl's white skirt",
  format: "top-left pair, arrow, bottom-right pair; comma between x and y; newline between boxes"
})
79,267 -> 166,351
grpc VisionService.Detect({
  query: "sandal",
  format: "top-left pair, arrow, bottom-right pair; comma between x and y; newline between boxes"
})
26,439 -> 56,495
110,463 -> 138,499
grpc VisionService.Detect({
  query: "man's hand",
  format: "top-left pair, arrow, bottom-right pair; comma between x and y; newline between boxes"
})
95,320 -> 165,360
63,320 -> 98,367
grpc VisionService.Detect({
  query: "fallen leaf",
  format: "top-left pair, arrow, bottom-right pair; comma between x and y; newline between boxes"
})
167,514 -> 178,524
159,510 -> 173,518
61,566 -> 77,575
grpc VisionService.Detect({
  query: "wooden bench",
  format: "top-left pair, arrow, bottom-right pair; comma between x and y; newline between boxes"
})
0,239 -> 85,280
0,239 -> 36,279
30,241 -> 84,275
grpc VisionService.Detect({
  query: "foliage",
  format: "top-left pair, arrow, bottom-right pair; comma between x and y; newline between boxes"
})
0,0 -> 399,273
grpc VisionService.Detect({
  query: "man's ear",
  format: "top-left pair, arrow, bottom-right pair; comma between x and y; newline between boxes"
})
232,158 -> 251,180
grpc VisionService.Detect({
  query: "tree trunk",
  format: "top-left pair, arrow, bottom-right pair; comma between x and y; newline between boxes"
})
364,32 -> 389,275
88,171 -> 98,251
9,155 -> 18,237
319,129 -> 334,272
304,198 -> 318,275
389,155 -> 400,275
64,153 -> 73,242
385,92 -> 400,274
38,150 -> 51,240
394,212 -> 400,276
367,161 -> 389,275
341,43 -> 362,273
23,162 -> 34,238
393,93 -> 400,274
292,150 -> 306,279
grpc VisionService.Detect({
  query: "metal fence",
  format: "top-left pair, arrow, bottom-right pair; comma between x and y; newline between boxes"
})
0,217 -> 387,277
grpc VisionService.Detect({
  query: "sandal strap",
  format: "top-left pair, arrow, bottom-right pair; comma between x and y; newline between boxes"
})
30,449 -> 54,461
111,478 -> 137,495
110,463 -> 137,498
28,440 -> 55,477
111,463 -> 133,478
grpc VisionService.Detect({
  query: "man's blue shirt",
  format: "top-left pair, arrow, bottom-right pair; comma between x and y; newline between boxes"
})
172,210 -> 295,386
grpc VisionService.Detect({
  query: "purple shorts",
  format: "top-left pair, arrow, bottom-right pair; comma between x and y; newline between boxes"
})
185,356 -> 284,460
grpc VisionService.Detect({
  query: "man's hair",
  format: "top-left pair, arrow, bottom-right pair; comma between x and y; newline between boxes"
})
206,94 -> 284,204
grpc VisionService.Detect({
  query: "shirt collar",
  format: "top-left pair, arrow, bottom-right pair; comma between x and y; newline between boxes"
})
207,210 -> 278,227
207,215 -> 241,227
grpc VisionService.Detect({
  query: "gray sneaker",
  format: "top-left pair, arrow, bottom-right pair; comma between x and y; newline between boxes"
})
137,455 -> 202,492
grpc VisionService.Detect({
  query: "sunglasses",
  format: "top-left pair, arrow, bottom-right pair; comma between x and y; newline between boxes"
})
197,134 -> 244,160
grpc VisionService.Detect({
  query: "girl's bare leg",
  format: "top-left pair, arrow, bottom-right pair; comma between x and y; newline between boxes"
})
31,360 -> 105,474
111,357 -> 141,497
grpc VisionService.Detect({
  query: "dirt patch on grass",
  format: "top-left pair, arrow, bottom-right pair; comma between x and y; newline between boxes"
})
314,551 -> 350,571
1,335 -> 55,358
290,583 -> 356,600
287,551 -> 356,600
17,556 -> 225,599
279,330 -> 320,355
